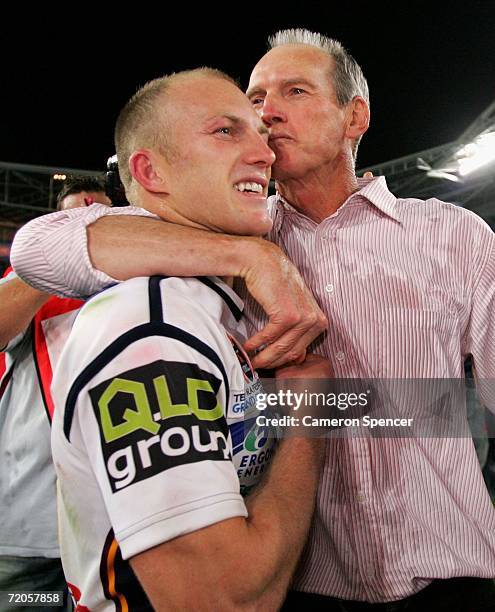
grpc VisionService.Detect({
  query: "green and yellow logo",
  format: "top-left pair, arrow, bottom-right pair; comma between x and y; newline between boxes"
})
89,360 -> 229,492
98,374 -> 222,443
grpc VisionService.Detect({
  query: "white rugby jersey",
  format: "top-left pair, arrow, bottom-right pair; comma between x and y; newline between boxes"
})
51,275 -> 273,610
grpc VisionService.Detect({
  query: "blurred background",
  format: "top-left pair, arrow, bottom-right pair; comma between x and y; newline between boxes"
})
1,2 -> 494,272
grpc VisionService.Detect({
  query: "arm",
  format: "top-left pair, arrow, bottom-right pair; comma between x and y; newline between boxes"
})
130,354 -> 332,611
0,274 -> 49,349
464,221 -> 495,410
131,439 -> 322,611
11,206 -> 327,368
89,216 -> 326,368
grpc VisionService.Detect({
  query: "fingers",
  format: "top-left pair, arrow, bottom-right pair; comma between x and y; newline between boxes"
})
248,317 -> 327,369
251,345 -> 306,370
241,241 -> 328,368
243,311 -> 302,353
244,302 -> 327,354
275,352 -> 334,379
292,351 -> 307,365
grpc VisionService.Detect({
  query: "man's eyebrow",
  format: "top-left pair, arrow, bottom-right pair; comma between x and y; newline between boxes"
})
247,78 -> 316,99
204,114 -> 268,136
205,114 -> 243,125
246,86 -> 265,99
280,78 -> 316,89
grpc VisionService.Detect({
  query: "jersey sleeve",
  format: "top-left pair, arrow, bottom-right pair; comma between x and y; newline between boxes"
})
63,331 -> 247,560
10,204 -> 157,299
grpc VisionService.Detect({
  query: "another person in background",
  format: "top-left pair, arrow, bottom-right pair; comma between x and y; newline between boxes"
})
0,175 -> 111,611
56,175 -> 112,210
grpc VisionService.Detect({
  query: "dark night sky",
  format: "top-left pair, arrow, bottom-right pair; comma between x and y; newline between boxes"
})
2,3 -> 494,173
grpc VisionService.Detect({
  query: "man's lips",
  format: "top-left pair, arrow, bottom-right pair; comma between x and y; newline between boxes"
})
269,133 -> 293,142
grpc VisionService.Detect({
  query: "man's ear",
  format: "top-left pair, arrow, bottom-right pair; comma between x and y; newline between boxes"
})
345,96 -> 370,140
129,149 -> 169,194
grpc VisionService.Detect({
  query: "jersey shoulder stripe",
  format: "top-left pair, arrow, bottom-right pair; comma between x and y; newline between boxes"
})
63,276 -> 229,441
195,276 -> 243,322
32,297 -> 83,422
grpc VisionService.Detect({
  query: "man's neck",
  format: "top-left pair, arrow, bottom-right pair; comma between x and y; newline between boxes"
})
276,160 -> 359,223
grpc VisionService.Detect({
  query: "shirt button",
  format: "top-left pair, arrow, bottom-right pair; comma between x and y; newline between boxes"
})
321,234 -> 328,241
336,351 -> 345,362
325,283 -> 334,293
356,492 -> 367,503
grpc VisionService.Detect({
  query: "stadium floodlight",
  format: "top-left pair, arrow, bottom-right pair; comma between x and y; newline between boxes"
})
456,131 -> 495,176
427,169 -> 461,182
417,157 -> 460,182
418,130 -> 495,182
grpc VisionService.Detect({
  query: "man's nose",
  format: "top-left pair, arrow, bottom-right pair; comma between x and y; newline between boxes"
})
245,133 -> 276,167
260,95 -> 287,127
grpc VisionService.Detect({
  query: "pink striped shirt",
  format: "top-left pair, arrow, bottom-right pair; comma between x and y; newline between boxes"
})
10,177 -> 495,602
241,177 -> 495,602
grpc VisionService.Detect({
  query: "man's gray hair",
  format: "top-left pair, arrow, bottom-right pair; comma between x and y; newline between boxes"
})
268,29 -> 369,159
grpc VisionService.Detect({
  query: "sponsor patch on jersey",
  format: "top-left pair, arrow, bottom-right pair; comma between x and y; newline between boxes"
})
228,371 -> 276,494
229,413 -> 276,495
89,360 -> 230,492
224,333 -> 277,494
228,374 -> 264,417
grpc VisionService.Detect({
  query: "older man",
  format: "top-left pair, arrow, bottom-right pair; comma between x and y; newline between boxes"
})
12,30 -> 495,611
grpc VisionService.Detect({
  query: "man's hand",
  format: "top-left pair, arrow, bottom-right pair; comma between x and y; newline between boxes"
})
12,210 -> 327,368
275,352 -> 334,380
241,240 -> 327,369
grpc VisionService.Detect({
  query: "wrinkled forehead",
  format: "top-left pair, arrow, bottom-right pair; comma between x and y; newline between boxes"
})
248,44 -> 334,91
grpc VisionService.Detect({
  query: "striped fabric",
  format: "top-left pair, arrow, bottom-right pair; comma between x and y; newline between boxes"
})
11,204 -> 152,298
240,177 -> 495,601
9,178 -> 495,602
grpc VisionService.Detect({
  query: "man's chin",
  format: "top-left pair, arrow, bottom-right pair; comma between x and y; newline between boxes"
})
231,216 -> 273,237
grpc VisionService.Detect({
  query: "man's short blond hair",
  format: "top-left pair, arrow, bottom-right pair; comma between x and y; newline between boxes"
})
114,68 -> 238,204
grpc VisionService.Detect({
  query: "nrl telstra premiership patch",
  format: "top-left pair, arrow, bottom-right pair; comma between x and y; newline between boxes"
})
227,334 -> 276,495
89,360 -> 230,493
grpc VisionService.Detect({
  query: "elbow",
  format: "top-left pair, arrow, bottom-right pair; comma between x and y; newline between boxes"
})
188,574 -> 281,612
10,226 -> 32,284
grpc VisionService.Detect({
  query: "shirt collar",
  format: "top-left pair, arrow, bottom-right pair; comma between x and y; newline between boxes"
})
355,176 -> 401,222
271,175 -> 401,234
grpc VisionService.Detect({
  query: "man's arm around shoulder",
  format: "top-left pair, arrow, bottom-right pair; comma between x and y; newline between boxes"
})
12,207 -> 327,368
